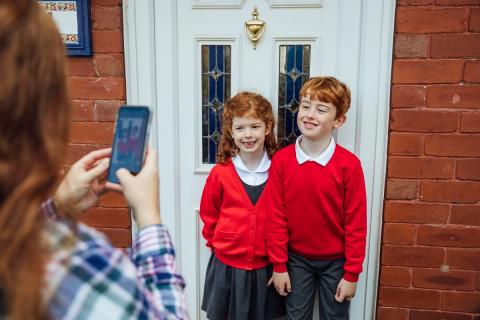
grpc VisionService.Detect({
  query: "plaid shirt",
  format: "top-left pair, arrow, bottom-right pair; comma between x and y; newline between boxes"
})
41,200 -> 188,319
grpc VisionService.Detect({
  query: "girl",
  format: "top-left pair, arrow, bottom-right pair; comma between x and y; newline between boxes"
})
200,92 -> 285,320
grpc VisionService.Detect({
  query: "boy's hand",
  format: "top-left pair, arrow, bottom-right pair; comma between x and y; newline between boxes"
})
335,278 -> 357,302
268,271 -> 291,296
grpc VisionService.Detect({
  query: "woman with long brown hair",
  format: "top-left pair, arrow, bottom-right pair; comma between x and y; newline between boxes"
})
0,1 -> 187,319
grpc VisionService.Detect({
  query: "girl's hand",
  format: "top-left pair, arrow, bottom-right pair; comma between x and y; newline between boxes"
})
335,278 -> 357,302
53,148 -> 111,217
108,149 -> 161,229
268,271 -> 292,296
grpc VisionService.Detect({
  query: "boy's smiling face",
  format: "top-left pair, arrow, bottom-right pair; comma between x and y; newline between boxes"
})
297,92 -> 345,142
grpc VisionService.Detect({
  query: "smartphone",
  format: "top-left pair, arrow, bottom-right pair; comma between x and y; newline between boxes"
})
107,106 -> 151,184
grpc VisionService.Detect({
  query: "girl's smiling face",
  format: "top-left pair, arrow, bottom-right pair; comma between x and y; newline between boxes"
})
231,115 -> 270,157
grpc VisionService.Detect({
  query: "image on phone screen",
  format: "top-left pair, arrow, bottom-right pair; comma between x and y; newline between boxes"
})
107,106 -> 150,184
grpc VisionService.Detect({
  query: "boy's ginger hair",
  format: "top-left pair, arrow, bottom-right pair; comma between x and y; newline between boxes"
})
299,77 -> 351,119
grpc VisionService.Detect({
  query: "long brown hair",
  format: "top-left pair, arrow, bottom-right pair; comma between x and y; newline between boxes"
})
0,0 -> 71,318
217,92 -> 277,163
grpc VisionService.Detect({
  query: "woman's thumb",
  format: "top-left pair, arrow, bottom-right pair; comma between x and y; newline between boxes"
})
116,168 -> 133,185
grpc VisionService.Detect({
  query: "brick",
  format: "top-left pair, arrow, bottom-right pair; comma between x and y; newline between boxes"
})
382,245 -> 445,267
91,0 -> 121,6
456,159 -> 480,180
418,225 -> 480,247
383,223 -> 417,244
391,110 -> 457,133
426,85 -> 480,109
67,58 -> 95,76
389,157 -> 454,179
431,34 -> 480,58
425,135 -> 480,157
460,112 -> 480,133
464,60 -> 480,83
92,31 -> 123,53
94,100 -> 123,121
70,122 -> 115,144
380,266 -> 412,287
386,179 -> 419,200
393,60 -> 463,84
70,77 -> 125,100
93,54 -> 124,77
470,8 -> 480,32
447,248 -> 480,270
80,207 -> 130,228
65,144 -> 106,164
72,100 -> 94,122
378,287 -> 440,309
376,307 -> 408,320
92,7 -> 122,30
478,274 -> 480,290
391,85 -> 427,108
421,180 -> 480,203
99,192 -> 128,207
384,201 -> 449,224
413,268 -> 475,290
396,8 -> 468,33
389,133 -> 424,155
398,0 -> 433,4
422,157 -> 455,179
395,34 -> 430,59
98,228 -> 131,248
441,292 -> 480,313
450,204 -> 480,226
437,0 -> 480,4
409,310 -> 472,320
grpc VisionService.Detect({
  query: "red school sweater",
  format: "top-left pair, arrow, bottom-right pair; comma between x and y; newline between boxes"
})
200,161 -> 270,270
267,144 -> 367,282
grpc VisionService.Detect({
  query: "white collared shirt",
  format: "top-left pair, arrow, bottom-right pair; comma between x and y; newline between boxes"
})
232,151 -> 271,186
295,135 -> 336,166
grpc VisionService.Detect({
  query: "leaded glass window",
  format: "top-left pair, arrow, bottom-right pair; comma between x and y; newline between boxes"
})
277,45 -> 311,147
201,45 -> 231,164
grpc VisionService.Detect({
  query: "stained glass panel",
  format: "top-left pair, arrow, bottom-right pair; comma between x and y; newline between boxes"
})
201,45 -> 231,163
277,45 -> 311,148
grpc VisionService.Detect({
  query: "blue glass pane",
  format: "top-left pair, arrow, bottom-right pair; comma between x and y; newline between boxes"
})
202,45 -> 231,163
277,44 -> 311,147
217,46 -> 224,72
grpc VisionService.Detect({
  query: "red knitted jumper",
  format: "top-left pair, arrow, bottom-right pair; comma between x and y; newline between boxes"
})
200,162 -> 270,270
267,144 -> 367,282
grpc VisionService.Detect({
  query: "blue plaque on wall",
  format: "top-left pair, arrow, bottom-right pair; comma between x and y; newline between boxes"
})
39,0 -> 93,56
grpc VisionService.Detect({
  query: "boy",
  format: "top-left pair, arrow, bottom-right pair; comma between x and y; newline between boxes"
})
267,77 -> 367,319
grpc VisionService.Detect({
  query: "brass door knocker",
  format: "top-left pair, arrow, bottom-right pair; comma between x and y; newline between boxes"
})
245,7 -> 265,49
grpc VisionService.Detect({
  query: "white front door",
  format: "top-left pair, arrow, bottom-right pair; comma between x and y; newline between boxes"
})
124,0 -> 396,319
175,1 -> 365,319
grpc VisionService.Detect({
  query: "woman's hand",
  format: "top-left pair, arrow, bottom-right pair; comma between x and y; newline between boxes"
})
53,148 -> 111,217
108,149 -> 161,229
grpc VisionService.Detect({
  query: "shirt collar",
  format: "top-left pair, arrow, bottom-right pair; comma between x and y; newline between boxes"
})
295,135 -> 336,166
232,151 -> 271,173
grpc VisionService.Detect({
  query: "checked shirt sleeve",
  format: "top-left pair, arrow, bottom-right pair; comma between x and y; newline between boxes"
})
46,223 -> 188,320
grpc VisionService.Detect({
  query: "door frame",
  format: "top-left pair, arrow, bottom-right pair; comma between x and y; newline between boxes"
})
122,1 -> 396,318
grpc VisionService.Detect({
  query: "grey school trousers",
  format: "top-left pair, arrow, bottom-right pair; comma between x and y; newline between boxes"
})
286,252 -> 350,320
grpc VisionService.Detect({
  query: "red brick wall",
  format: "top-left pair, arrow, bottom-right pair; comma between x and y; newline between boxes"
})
378,1 -> 480,319
66,0 -> 130,247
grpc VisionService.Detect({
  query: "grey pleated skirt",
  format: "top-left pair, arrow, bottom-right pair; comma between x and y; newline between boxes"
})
201,253 -> 286,320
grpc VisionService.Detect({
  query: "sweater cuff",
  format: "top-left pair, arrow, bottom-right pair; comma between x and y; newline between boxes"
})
343,271 -> 359,282
273,263 -> 287,273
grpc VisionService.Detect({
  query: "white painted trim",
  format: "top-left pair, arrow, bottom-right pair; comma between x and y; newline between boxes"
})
191,0 -> 245,9
123,0 -> 181,248
265,0 -> 323,8
349,0 -> 396,319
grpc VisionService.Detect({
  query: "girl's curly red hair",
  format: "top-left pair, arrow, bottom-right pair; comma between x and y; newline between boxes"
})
217,92 -> 277,163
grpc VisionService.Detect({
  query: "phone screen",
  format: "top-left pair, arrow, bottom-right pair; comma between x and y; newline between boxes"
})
107,106 -> 151,184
